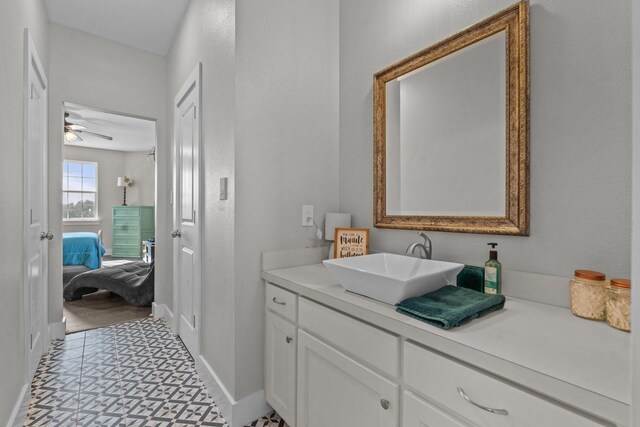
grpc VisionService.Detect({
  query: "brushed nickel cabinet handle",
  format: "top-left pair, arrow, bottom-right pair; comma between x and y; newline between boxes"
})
272,297 -> 286,306
457,387 -> 508,416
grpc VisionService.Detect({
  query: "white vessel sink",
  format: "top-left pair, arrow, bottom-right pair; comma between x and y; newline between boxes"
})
323,253 -> 464,305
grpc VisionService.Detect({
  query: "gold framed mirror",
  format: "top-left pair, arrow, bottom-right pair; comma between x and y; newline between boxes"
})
373,2 -> 529,235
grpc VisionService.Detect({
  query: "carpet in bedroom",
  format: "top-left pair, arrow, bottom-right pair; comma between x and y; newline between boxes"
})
63,290 -> 151,334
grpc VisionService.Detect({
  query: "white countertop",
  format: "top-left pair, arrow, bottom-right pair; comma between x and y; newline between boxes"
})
262,263 -> 631,421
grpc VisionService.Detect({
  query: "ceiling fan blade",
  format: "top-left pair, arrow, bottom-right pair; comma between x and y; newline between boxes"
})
76,130 -> 113,141
67,124 -> 86,131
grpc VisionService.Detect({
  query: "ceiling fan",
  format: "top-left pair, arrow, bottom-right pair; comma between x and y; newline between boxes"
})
64,112 -> 113,142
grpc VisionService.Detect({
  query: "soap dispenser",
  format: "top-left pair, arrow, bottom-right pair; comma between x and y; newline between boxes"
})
484,243 -> 502,295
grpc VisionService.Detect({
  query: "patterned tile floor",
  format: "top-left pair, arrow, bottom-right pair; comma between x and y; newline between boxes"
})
25,318 -> 287,427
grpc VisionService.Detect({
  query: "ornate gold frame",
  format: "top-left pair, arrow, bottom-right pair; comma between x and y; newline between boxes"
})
373,2 -> 529,235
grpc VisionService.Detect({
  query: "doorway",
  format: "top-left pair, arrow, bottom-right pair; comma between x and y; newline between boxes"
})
172,64 -> 202,358
24,29 -> 49,381
60,103 -> 158,333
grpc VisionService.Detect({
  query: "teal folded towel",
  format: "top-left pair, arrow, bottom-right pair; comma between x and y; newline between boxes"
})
396,285 -> 505,329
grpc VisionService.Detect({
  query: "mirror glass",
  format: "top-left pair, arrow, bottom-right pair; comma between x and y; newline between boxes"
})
374,2 -> 529,235
385,32 -> 506,216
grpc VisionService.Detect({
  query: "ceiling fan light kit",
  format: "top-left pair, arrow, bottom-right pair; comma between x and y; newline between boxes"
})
64,111 -> 113,142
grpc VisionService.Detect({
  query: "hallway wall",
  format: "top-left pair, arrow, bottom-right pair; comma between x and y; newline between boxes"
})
48,23 -> 167,324
234,0 -> 340,400
166,0 -> 340,409
0,0 -> 49,422
167,0 -> 238,397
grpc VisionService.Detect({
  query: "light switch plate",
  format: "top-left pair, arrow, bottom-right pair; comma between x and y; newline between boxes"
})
302,205 -> 313,226
220,177 -> 228,200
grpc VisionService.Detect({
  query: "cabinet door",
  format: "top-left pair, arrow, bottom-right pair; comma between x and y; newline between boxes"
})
265,311 -> 296,426
403,391 -> 469,427
297,330 -> 398,427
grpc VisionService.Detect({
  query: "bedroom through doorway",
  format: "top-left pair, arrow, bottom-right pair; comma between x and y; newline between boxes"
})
61,103 -> 157,334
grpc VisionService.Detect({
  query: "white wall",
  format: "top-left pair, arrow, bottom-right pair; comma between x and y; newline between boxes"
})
167,0 -> 339,405
62,146 -> 155,250
167,0 -> 238,396
48,23 -> 167,324
339,0 -> 631,279
0,0 -> 49,422
124,151 -> 155,207
235,0 -> 339,399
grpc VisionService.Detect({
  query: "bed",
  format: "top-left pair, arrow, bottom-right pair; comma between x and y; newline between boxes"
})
63,232 -> 106,269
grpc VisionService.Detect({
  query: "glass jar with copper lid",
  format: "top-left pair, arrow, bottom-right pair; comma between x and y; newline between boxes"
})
569,270 -> 607,320
606,279 -> 631,332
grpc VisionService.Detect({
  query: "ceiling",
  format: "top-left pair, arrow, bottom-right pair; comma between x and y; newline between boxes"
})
44,0 -> 190,56
64,103 -> 156,152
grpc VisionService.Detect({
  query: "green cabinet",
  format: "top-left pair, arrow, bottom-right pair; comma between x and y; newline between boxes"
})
111,206 -> 154,257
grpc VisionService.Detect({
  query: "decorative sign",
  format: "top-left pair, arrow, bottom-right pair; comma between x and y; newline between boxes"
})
334,228 -> 370,259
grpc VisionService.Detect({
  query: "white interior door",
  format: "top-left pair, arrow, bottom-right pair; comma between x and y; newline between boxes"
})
172,64 -> 201,357
24,29 -> 49,381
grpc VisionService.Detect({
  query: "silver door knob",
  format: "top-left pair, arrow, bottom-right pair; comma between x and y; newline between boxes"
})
380,399 -> 390,410
171,230 -> 182,238
286,336 -> 292,344
40,231 -> 54,241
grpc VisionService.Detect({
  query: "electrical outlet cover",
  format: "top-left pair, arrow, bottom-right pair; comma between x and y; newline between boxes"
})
302,205 -> 313,226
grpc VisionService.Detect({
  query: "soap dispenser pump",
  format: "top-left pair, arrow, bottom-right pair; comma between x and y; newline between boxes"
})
484,243 -> 502,295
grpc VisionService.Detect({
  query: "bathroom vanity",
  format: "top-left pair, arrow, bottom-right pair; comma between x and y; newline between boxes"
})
262,250 -> 630,427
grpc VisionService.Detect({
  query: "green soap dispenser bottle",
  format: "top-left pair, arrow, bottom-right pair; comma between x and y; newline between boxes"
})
484,243 -> 502,295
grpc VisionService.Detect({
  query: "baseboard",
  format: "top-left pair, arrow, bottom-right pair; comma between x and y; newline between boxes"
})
196,355 -> 271,427
152,302 -> 164,319
49,319 -> 66,340
7,383 -> 29,427
196,355 -> 235,420
232,389 -> 271,427
152,303 -> 176,333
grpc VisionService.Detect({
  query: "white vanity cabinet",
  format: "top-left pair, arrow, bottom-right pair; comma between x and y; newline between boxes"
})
264,284 -> 298,426
262,261 -> 628,427
297,330 -> 399,427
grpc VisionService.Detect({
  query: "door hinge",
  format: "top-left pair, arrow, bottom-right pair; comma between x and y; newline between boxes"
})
30,334 -> 33,350
192,314 -> 196,326
193,210 -> 196,223
30,209 -> 33,225
193,106 -> 196,119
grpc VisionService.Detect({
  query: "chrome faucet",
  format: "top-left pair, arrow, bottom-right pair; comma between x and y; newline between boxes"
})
406,232 -> 432,260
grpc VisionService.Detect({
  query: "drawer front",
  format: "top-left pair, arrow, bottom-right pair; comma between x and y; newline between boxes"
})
112,245 -> 141,257
403,391 -> 469,427
113,218 -> 141,228
113,207 -> 141,217
266,284 -> 297,322
299,298 -> 399,377
112,236 -> 141,246
403,342 -> 607,427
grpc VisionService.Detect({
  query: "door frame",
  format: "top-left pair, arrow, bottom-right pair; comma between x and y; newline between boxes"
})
172,63 -> 202,355
23,28 -> 49,383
